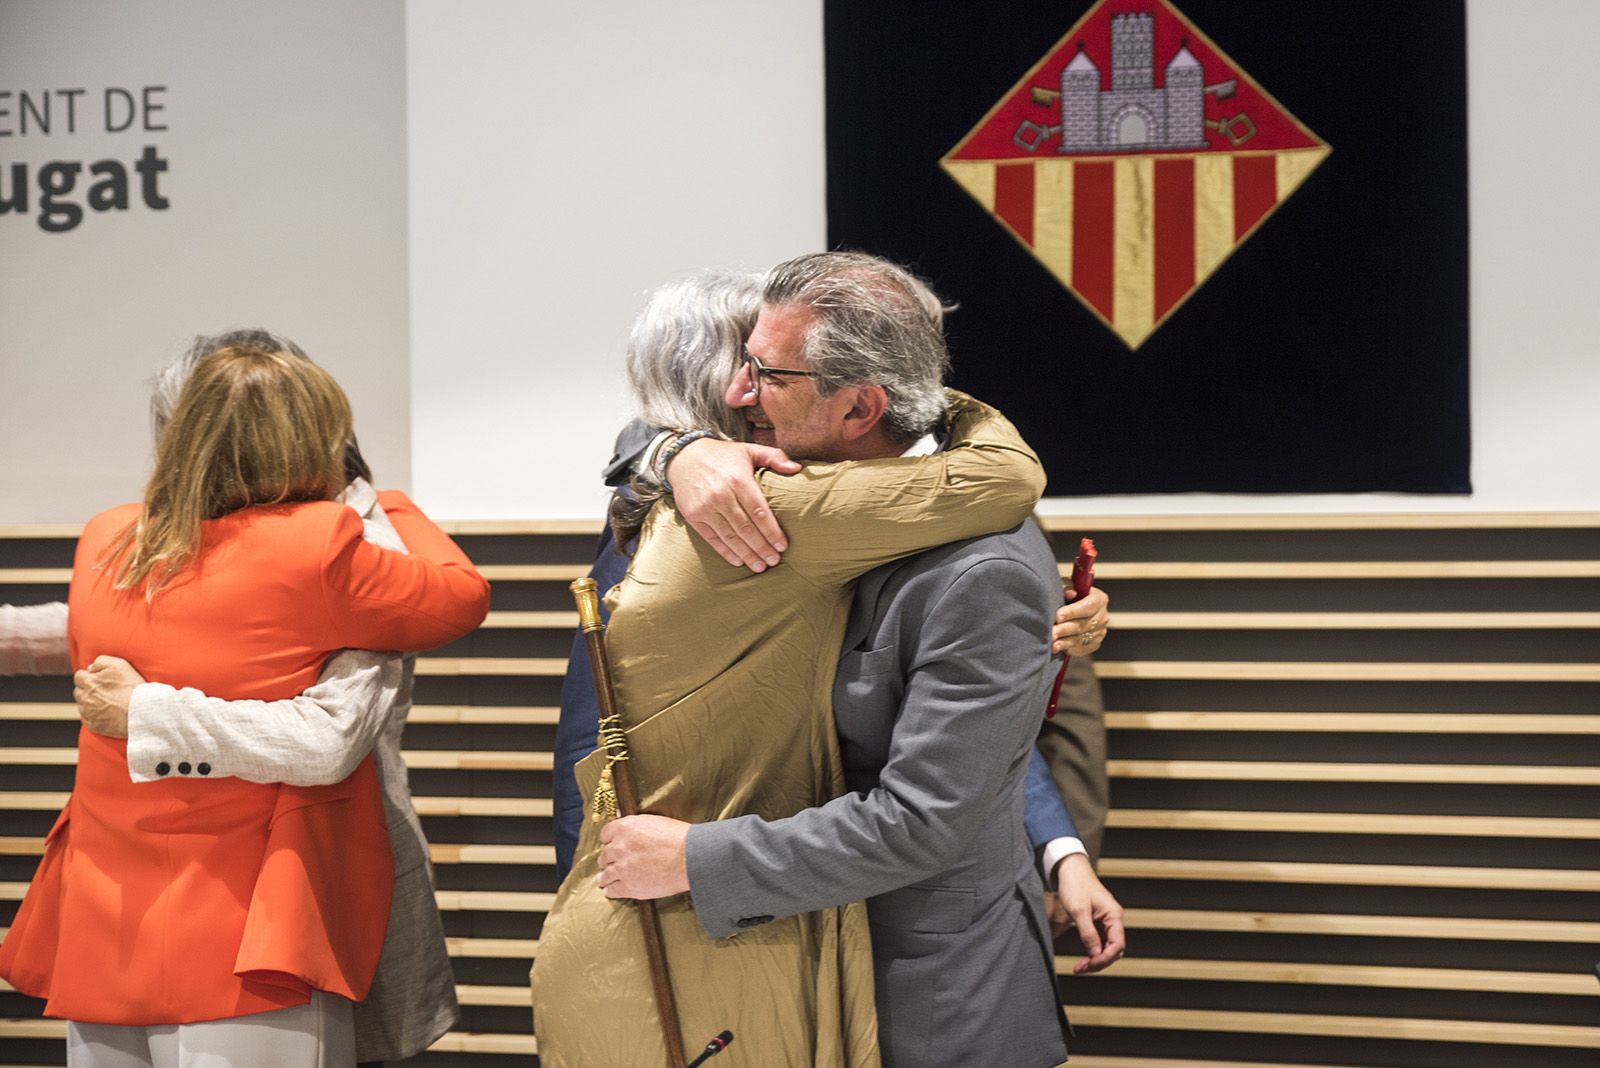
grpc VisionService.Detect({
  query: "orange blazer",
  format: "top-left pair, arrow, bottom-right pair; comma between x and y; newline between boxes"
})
0,492 -> 489,1025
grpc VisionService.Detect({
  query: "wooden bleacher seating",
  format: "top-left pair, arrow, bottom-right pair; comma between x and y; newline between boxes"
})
1,513 -> 1597,1066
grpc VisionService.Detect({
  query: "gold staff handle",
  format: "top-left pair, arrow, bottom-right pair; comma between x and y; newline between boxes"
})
570,578 -> 688,1068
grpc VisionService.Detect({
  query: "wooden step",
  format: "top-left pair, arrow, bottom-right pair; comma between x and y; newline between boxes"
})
1068,1005 -> 1600,1048
1114,610 -> 1600,629
1068,957 -> 1598,996
1100,858 -> 1600,892
1104,711 -> 1600,733
1124,909 -> 1600,943
1106,809 -> 1600,839
1094,660 -> 1600,682
430,843 -> 555,866
1107,760 -> 1600,785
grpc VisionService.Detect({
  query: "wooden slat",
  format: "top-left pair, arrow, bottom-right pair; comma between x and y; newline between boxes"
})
1115,610 -> 1600,629
445,936 -> 539,959
402,750 -> 552,771
1088,560 -> 1600,579
1107,760 -> 1600,785
0,1019 -> 66,1040
441,518 -> 601,535
0,703 -> 561,725
1107,809 -> 1600,839
0,747 -> 559,771
456,983 -> 530,1007
408,704 -> 559,725
1035,511 -> 1600,531
1105,711 -> 1600,734
0,838 -> 43,856
23,559 -> 1596,584
1065,957 -> 1599,996
1094,660 -> 1600,682
413,657 -> 566,677
1100,858 -> 1600,892
1069,1005 -> 1600,1048
434,890 -> 555,913
12,512 -> 1591,537
0,700 -> 567,723
1067,1058 -> 1370,1068
1126,908 -> 1600,943
0,523 -> 82,538
0,703 -> 75,720
427,1030 -> 538,1055
0,792 -> 69,810
0,568 -> 69,584
430,843 -> 554,865
410,796 -> 550,818
0,749 -> 76,765
0,882 -> 28,900
481,610 -> 578,628
473,564 -> 588,582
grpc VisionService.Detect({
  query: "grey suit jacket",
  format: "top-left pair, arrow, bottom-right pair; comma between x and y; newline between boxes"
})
686,521 -> 1070,1068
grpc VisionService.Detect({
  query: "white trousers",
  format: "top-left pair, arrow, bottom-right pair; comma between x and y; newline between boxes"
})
65,991 -> 355,1068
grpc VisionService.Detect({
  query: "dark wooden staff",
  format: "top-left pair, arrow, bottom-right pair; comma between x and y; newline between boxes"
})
570,577 -> 688,1068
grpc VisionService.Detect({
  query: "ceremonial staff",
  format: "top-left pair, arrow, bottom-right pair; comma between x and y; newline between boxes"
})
570,577 -> 689,1068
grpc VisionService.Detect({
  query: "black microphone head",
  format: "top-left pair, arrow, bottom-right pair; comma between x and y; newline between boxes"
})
687,1030 -> 736,1066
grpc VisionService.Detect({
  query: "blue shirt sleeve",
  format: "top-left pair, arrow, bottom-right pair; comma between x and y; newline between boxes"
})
1022,743 -> 1078,851
552,523 -> 635,879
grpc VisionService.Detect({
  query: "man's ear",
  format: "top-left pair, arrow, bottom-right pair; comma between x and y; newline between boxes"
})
839,384 -> 889,442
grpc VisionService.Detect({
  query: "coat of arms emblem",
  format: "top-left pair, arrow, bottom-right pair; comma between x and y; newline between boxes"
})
942,0 -> 1331,348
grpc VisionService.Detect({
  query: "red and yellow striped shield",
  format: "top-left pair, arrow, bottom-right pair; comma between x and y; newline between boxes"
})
942,0 -> 1330,349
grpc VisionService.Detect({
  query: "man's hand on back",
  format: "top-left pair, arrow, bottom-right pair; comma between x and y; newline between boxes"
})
665,438 -> 800,572
1047,852 -> 1126,974
74,654 -> 143,738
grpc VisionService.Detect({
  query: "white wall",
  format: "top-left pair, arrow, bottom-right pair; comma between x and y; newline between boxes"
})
405,0 -> 826,519
405,0 -> 1600,519
0,0 -> 410,524
4,2 -> 1594,524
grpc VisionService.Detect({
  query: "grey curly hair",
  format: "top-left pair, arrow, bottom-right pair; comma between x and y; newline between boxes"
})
624,270 -> 762,441
611,271 -> 764,546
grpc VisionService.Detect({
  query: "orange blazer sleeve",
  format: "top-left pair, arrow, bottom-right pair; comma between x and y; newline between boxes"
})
318,495 -> 490,653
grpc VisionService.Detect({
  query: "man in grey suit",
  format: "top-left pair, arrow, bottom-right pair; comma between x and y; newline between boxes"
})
599,252 -> 1123,1067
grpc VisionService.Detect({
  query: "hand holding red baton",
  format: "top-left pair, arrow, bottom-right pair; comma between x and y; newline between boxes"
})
1046,538 -> 1097,719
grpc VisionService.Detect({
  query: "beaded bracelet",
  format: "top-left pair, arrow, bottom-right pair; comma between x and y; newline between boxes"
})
654,429 -> 719,492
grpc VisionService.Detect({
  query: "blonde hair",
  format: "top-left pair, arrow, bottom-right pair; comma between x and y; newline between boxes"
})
105,343 -> 353,597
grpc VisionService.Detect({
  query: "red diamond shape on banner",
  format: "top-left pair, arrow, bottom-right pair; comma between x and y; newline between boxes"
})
942,0 -> 1331,349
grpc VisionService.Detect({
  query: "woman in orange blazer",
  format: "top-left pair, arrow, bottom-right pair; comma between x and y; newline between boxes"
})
0,343 -> 490,1067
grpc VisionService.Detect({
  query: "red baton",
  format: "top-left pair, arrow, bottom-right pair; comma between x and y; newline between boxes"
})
1046,537 -> 1097,719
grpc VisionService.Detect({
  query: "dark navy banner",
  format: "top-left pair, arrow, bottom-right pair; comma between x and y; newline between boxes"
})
825,0 -> 1470,494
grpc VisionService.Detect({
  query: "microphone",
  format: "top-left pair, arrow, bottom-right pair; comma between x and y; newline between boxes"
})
685,1030 -> 734,1067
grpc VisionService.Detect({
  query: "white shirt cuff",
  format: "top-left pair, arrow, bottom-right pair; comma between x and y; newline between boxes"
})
1040,836 -> 1088,888
125,682 -> 179,783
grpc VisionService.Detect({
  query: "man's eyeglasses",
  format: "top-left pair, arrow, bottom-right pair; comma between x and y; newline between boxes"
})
740,350 -> 821,401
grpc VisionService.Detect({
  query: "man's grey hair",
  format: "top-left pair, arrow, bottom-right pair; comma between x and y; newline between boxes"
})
150,328 -> 310,434
762,251 -> 952,445
625,270 -> 762,440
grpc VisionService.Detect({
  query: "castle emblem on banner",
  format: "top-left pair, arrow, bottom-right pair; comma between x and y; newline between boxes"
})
942,0 -> 1331,349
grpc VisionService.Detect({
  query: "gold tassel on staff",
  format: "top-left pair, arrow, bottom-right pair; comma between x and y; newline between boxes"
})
570,577 -> 689,1068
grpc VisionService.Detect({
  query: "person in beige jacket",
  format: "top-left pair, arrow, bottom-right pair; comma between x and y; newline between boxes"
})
531,254 -> 1057,1067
